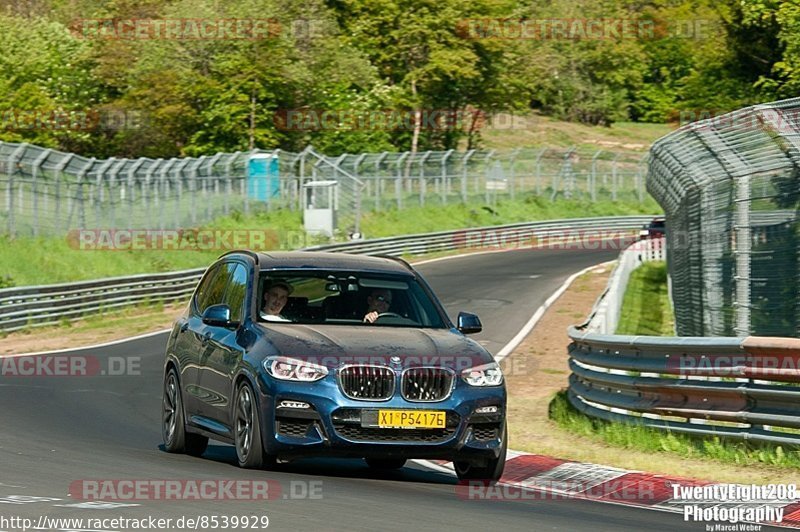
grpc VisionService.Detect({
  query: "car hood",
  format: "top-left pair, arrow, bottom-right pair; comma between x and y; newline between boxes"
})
254,324 -> 494,370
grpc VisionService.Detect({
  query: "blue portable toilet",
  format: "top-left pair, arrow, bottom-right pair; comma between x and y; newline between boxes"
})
247,153 -> 280,201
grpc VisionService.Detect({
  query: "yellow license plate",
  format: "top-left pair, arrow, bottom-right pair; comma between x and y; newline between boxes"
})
378,410 -> 446,429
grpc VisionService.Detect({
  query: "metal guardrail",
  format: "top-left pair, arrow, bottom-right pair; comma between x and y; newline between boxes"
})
585,236 -> 666,335
0,268 -> 205,332
568,239 -> 800,446
0,215 -> 653,332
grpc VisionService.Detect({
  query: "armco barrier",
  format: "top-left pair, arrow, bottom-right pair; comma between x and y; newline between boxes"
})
585,236 -> 665,335
0,215 -> 652,332
568,238 -> 800,446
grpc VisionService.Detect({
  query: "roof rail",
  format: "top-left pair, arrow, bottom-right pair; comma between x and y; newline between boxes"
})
376,254 -> 413,271
218,249 -> 260,265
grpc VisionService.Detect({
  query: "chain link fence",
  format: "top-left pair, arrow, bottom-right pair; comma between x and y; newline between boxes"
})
0,142 -> 648,239
648,97 -> 800,337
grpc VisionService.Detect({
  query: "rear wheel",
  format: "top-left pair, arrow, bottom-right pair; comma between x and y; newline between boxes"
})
162,368 -> 208,456
365,458 -> 407,470
234,381 -> 273,469
454,426 -> 507,482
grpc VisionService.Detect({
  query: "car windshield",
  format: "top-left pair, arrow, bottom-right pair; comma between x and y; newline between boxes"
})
257,270 -> 447,328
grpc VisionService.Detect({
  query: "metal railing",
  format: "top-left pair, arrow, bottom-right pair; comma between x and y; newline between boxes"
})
568,237 -> 800,446
567,331 -> 800,446
0,141 -> 649,238
586,236 -> 666,335
0,215 -> 653,332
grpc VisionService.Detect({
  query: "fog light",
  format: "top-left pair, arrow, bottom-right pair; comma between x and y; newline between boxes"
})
474,406 -> 498,414
278,400 -> 310,409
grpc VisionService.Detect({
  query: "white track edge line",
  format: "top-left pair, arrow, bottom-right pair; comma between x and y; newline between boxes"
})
3,328 -> 172,358
494,260 -> 615,362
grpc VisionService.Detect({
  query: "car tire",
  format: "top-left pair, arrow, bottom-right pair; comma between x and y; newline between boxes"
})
454,425 -> 507,482
234,381 -> 270,469
365,458 -> 406,470
162,368 -> 209,456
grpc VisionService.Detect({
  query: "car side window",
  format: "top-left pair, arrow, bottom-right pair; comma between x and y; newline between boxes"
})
195,264 -> 231,315
223,263 -> 248,323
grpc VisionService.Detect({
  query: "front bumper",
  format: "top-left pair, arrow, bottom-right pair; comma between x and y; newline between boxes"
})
255,372 -> 506,464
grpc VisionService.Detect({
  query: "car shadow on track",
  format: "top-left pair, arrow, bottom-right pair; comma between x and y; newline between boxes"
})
196,444 -> 458,485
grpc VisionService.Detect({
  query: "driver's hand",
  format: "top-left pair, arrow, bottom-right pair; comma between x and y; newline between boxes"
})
364,311 -> 379,323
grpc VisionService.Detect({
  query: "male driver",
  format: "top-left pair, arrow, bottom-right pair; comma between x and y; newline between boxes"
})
261,280 -> 292,322
363,288 -> 392,323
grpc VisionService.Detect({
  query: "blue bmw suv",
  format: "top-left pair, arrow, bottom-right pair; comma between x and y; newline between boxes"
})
162,250 -> 507,480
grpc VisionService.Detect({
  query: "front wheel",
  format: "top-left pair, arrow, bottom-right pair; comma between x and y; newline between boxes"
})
162,368 -> 208,456
234,381 -> 274,469
454,426 -> 507,482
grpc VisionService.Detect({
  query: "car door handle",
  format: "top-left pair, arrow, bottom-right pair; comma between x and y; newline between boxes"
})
201,332 -> 212,345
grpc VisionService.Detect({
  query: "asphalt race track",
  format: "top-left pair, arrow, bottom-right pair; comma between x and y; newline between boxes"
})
0,247 -> 774,531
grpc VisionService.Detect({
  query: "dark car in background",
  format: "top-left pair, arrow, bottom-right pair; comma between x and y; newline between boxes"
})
639,216 -> 666,239
162,250 -> 507,481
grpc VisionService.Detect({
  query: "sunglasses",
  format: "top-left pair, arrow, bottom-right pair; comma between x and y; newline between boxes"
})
375,295 -> 391,303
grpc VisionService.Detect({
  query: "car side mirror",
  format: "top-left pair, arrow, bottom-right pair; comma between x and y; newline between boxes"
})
202,304 -> 238,328
457,312 -> 482,334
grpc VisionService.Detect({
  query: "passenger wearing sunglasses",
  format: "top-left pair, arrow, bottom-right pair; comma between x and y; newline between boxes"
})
363,289 -> 393,323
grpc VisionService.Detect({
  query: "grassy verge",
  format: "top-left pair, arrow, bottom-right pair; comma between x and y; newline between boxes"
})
615,260 -> 674,335
0,194 -> 660,286
361,195 -> 659,236
0,301 -> 184,354
479,114 -> 673,152
549,390 -> 800,471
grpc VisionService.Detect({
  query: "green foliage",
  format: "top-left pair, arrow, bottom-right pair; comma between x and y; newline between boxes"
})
616,261 -> 675,336
549,391 -> 800,470
1,0 -> 798,156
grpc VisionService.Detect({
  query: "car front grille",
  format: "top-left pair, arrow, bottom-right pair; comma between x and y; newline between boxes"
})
471,424 -> 500,441
333,425 -> 457,443
338,365 -> 395,400
276,419 -> 313,438
402,367 -> 454,402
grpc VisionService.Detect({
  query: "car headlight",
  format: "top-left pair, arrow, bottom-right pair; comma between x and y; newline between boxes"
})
264,356 -> 328,382
461,362 -> 503,387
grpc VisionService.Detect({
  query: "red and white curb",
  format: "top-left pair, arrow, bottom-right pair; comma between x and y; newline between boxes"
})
417,451 -> 800,528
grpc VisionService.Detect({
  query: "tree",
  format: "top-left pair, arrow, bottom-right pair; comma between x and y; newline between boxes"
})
327,0 -> 523,151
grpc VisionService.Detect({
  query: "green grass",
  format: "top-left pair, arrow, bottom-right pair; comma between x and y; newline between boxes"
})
477,113 -> 674,152
616,260 -> 675,335
0,194 -> 661,286
360,195 -> 661,236
549,390 -> 800,470
0,208 -> 305,286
